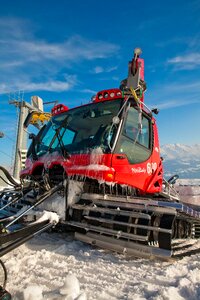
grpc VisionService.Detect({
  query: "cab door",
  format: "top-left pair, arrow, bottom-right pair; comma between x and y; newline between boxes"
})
112,104 -> 154,192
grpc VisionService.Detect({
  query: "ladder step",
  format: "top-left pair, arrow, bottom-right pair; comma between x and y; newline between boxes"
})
71,204 -> 151,219
66,220 -> 148,241
88,199 -> 177,215
84,216 -> 172,234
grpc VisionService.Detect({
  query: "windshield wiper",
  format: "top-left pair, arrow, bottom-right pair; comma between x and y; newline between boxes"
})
54,127 -> 70,159
48,116 -> 71,159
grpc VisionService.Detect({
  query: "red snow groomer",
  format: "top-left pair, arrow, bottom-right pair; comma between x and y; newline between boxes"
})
0,48 -> 200,260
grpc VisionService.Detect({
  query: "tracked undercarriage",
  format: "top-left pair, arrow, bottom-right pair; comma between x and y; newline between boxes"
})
1,172 -> 200,261
66,178 -> 200,259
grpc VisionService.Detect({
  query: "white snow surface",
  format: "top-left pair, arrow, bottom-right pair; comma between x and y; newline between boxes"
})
33,211 -> 60,225
4,232 -> 200,300
1,179 -> 200,299
177,179 -> 200,186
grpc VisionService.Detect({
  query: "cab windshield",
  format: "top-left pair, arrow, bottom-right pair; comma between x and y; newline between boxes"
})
35,99 -> 122,157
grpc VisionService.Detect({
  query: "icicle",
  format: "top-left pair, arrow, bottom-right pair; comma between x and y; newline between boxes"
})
116,184 -> 118,196
116,231 -> 122,239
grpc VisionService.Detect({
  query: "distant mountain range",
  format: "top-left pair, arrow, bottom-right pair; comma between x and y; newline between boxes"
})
161,144 -> 200,179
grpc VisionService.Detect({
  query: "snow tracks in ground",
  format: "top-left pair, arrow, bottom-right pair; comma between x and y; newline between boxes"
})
4,233 -> 200,300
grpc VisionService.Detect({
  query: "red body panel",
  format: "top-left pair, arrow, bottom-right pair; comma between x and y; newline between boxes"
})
21,117 -> 163,194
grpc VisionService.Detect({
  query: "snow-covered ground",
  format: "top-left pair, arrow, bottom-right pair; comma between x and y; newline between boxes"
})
175,180 -> 200,208
3,232 -> 200,300
1,175 -> 200,299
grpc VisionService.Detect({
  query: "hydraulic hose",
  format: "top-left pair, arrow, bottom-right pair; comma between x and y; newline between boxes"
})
0,166 -> 21,188
0,260 -> 7,289
0,259 -> 11,299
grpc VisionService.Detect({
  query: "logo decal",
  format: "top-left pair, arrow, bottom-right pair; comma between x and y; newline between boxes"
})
131,167 -> 146,174
147,162 -> 157,175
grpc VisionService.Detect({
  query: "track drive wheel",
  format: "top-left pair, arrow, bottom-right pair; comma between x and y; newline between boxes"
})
158,215 -> 175,250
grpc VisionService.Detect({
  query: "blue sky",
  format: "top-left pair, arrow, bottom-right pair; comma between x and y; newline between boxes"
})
0,0 -> 200,167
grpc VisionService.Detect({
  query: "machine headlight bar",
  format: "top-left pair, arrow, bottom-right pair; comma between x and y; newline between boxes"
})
51,104 -> 69,116
94,89 -> 123,102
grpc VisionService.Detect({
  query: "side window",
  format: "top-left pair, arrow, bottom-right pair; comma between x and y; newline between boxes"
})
123,107 -> 150,148
115,106 -> 152,164
139,116 -> 150,148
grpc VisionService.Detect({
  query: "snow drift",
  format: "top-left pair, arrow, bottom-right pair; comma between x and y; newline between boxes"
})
4,232 -> 200,300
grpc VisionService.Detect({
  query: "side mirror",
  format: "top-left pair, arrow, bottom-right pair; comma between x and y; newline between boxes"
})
29,133 -> 36,140
28,133 -> 38,161
151,108 -> 159,115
